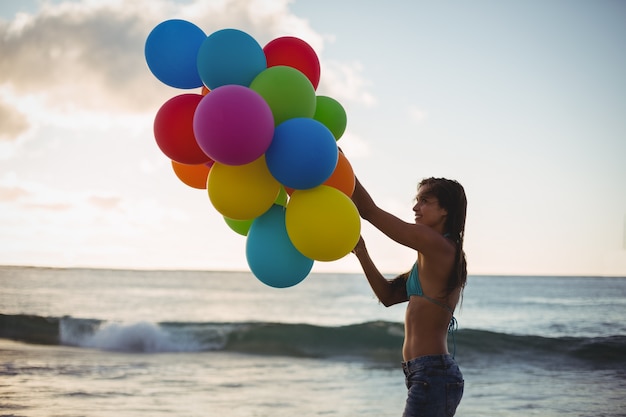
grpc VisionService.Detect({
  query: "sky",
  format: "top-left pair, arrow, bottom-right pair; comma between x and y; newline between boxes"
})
0,0 -> 625,276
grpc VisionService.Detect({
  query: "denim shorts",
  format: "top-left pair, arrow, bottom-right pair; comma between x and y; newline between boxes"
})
401,354 -> 464,417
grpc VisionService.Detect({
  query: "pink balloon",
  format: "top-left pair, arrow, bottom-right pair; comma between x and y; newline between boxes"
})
193,85 -> 275,165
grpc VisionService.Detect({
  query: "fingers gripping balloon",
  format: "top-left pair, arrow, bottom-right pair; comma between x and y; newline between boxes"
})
145,21 -> 357,286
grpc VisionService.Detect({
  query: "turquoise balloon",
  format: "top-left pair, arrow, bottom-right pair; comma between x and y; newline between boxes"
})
197,29 -> 266,89
246,205 -> 314,288
250,66 -> 316,126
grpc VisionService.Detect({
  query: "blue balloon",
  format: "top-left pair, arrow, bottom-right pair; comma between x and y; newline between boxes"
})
197,29 -> 267,89
246,205 -> 314,288
265,118 -> 338,190
144,19 -> 206,89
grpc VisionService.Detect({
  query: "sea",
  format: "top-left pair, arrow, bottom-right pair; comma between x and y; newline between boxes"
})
1,265 -> 625,417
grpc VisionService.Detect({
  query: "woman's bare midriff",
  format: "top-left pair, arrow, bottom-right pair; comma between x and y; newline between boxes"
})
402,296 -> 454,361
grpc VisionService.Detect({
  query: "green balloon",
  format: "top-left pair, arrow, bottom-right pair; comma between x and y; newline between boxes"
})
224,217 -> 254,236
275,187 -> 288,207
250,66 -> 316,126
313,96 -> 347,140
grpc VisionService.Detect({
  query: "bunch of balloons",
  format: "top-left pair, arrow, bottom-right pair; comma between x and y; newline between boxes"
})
145,19 -> 360,288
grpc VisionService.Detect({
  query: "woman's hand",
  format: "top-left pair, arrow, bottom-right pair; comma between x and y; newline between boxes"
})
351,235 -> 366,256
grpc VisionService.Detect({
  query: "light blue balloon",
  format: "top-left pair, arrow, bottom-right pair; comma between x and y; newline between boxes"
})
144,19 -> 206,89
266,118 -> 338,190
246,205 -> 314,288
196,29 -> 267,89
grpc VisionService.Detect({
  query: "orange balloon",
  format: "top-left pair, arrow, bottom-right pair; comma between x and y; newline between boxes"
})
322,151 -> 355,196
171,160 -> 213,189
201,85 -> 210,95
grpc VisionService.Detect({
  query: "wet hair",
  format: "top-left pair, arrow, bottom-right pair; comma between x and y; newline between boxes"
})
418,177 -> 468,296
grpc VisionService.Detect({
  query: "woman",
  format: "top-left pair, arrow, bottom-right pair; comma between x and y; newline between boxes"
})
351,176 -> 467,417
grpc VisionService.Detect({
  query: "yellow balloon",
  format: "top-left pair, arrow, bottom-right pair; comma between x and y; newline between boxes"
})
285,185 -> 360,261
208,156 -> 280,220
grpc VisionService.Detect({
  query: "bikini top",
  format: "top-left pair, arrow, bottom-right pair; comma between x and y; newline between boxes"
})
406,262 -> 455,314
406,233 -> 455,314
406,261 -> 459,357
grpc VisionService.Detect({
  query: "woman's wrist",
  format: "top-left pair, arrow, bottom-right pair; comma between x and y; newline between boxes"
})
352,243 -> 367,257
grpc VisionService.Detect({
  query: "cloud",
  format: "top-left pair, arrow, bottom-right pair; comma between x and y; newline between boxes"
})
407,105 -> 428,124
0,0 -> 332,114
0,183 -> 30,202
0,1 -> 166,113
0,171 -> 120,213
338,131 -> 372,160
623,213 -> 626,250
0,98 -> 29,140
318,60 -> 377,107
87,195 -> 122,210
0,170 -> 186,245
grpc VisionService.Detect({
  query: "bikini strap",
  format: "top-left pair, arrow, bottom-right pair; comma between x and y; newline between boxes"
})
448,316 -> 458,359
421,294 -> 455,315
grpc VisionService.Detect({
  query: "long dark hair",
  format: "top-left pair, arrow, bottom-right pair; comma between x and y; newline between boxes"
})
419,177 -> 468,296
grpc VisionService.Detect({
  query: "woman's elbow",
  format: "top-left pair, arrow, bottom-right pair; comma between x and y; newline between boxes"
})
378,294 -> 403,307
380,299 -> 395,308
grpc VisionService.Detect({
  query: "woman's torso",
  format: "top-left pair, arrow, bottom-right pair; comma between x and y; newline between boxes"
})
402,258 -> 460,361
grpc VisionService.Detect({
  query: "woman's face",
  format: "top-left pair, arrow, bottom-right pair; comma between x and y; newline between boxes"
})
413,186 -> 448,229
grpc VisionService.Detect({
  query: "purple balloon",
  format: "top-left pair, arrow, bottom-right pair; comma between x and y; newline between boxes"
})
193,85 -> 275,165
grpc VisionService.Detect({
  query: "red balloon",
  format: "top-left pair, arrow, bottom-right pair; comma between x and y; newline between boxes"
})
263,37 -> 320,90
153,94 -> 211,165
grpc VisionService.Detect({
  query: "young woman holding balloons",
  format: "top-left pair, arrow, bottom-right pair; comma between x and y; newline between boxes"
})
351,176 -> 467,417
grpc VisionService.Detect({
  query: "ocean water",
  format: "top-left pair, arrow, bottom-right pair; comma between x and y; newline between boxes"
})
1,266 -> 625,417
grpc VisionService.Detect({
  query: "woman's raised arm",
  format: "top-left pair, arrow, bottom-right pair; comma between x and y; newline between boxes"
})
352,237 -> 408,307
